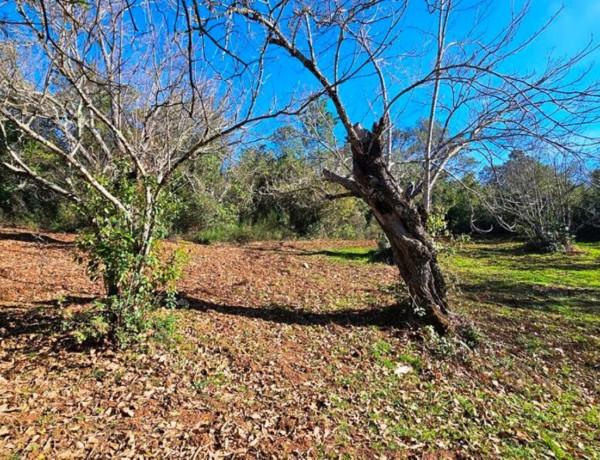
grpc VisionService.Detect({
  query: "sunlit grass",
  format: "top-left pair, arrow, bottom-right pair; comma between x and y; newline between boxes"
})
446,240 -> 600,290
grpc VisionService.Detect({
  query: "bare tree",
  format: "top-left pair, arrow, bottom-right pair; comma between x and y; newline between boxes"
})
185,0 -> 600,331
481,150 -> 583,252
0,0 -> 300,337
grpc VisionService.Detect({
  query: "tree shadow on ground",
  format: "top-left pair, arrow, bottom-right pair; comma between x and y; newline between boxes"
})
186,296 -> 407,329
0,297 -> 99,356
0,230 -> 72,246
461,280 -> 600,314
465,243 -> 600,271
32,295 -> 96,307
507,259 -> 599,272
0,303 -> 64,340
246,244 -> 392,264
466,246 -> 530,259
302,249 -> 379,262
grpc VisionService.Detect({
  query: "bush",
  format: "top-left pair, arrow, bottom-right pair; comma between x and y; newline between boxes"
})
195,220 -> 287,244
524,228 -> 574,253
65,299 -> 182,348
69,238 -> 186,347
307,198 -> 378,239
69,174 -> 186,346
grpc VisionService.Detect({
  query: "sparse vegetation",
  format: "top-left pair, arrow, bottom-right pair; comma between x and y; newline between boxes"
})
1,229 -> 599,457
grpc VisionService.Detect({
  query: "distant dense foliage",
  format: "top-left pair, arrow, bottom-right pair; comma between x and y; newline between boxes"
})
3,131 -> 599,247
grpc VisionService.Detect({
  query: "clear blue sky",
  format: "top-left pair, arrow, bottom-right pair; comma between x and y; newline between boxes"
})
256,0 -> 600,139
3,0 -> 598,147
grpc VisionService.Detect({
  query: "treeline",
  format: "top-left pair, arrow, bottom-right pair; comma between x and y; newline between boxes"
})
3,127 -> 599,250
0,120 -> 379,242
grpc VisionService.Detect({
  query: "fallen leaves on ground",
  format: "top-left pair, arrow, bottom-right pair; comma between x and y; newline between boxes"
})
0,228 -> 598,458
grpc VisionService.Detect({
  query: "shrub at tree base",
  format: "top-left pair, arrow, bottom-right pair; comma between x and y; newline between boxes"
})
67,177 -> 186,347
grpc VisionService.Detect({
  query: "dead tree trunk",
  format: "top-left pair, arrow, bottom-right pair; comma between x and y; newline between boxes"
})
329,122 -> 451,333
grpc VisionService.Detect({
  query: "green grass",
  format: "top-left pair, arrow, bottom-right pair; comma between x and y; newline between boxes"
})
447,240 -> 600,290
445,240 -> 600,327
316,239 -> 600,457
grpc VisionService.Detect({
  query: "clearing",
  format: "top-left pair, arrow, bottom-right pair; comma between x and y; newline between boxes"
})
0,228 -> 598,458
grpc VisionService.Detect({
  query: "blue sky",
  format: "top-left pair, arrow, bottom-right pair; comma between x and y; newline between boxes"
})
255,0 -> 600,141
2,0 -> 598,152
541,0 -> 600,53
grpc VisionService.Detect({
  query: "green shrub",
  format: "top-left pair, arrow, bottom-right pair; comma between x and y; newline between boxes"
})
63,302 -> 112,346
525,228 -> 574,253
151,312 -> 180,345
195,221 -> 287,244
195,225 -> 235,244
426,205 -> 450,238
65,299 -> 182,348
68,173 -> 186,346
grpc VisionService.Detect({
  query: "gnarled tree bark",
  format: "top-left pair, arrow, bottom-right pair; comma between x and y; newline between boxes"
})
326,122 -> 451,333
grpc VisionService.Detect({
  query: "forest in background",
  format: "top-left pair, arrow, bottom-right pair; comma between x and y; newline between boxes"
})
3,109 -> 599,247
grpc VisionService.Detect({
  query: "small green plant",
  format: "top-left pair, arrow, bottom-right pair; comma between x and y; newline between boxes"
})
421,326 -> 470,359
442,233 -> 472,255
151,312 -> 179,344
63,302 -> 111,345
55,294 -> 68,309
192,379 -> 208,392
91,369 -> 108,381
461,323 -> 485,349
371,340 -> 393,358
421,326 -> 454,357
67,171 -> 185,346
397,353 -> 424,373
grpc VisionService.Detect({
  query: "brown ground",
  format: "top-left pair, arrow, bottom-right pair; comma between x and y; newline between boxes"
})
0,228 -> 400,458
0,227 -> 598,459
